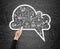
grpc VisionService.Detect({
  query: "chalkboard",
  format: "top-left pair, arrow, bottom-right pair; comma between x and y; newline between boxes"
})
0,0 -> 60,49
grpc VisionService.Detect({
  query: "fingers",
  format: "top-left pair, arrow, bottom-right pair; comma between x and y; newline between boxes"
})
19,26 -> 23,33
20,26 -> 23,31
21,26 -> 23,30
14,26 -> 23,40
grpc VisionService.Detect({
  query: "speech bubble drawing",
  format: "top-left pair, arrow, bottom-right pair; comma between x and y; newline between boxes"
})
9,4 -> 51,42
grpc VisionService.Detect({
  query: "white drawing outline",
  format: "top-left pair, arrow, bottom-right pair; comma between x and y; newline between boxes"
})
9,4 -> 51,42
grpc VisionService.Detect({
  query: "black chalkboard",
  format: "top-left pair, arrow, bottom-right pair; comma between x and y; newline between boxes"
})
0,0 -> 60,49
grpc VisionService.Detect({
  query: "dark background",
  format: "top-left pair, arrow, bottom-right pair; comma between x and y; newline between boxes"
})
0,0 -> 60,49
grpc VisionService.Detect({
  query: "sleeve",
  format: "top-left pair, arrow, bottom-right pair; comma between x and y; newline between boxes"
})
10,40 -> 17,49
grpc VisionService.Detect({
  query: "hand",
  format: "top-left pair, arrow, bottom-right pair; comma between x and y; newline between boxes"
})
14,27 -> 23,40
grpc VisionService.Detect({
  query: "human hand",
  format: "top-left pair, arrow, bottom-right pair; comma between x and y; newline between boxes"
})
14,27 -> 23,40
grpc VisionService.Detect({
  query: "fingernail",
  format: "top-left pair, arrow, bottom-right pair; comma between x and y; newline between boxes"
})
19,26 -> 23,31
21,26 -> 23,30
